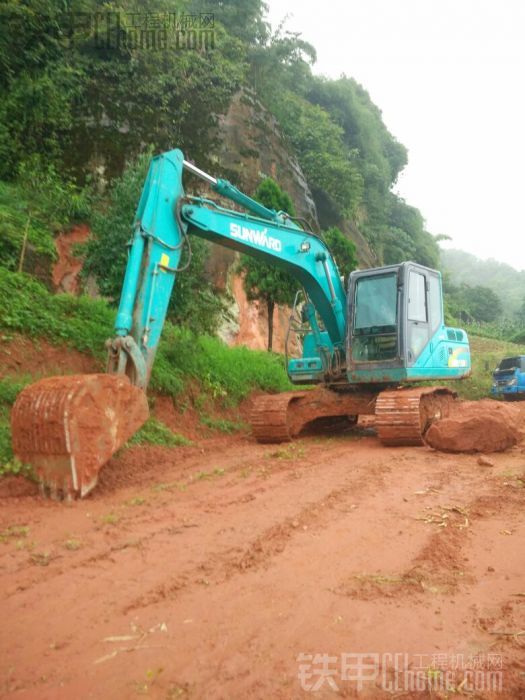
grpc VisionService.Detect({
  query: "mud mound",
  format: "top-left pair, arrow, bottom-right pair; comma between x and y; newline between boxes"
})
0,334 -> 99,378
424,399 -> 522,453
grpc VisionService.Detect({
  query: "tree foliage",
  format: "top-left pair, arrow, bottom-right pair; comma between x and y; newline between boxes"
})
441,248 -> 525,318
239,178 -> 298,351
307,76 -> 407,228
383,195 -> 439,268
251,177 -> 296,217
0,158 -> 90,273
0,0 -> 449,344
0,0 -> 246,180
444,280 -> 503,324
323,227 -> 358,284
268,91 -> 364,219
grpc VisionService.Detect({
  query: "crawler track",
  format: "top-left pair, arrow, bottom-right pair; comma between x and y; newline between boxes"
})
375,386 -> 457,446
250,391 -> 307,443
251,387 -> 377,443
251,385 -> 457,447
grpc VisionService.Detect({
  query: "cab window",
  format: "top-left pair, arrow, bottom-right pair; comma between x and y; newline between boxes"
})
352,274 -> 398,362
408,271 -> 427,322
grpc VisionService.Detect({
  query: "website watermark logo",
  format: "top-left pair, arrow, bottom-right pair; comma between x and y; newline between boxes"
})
297,651 -> 504,693
64,11 -> 215,51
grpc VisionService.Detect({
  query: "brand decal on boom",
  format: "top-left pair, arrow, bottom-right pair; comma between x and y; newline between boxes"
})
229,223 -> 282,252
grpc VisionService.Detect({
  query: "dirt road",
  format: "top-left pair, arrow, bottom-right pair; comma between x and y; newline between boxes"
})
1,428 -> 524,698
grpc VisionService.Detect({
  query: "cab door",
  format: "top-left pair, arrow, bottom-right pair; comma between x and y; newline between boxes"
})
406,267 -> 431,366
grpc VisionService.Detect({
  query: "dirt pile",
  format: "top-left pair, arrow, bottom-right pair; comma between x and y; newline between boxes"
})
424,399 -> 522,453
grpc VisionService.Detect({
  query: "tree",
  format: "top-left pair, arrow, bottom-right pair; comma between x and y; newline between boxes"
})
516,296 -> 525,322
268,91 -> 364,220
323,227 -> 358,285
442,281 -> 503,324
0,0 -> 444,299
238,178 -> 298,351
461,285 -> 503,323
250,178 -> 296,216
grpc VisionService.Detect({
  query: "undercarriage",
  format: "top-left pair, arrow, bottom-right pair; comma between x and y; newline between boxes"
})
250,385 -> 457,446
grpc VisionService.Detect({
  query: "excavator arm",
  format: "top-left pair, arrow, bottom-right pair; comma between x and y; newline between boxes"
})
11,149 -> 348,498
108,149 -> 347,390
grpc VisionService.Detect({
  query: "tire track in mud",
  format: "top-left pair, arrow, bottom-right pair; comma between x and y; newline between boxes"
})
0,437 -> 390,600
0,439 -> 385,606
0,441 -> 478,607
122,459 -> 393,613
0,442 -> 304,586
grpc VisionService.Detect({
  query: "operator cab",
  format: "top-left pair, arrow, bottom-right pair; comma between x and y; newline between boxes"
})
346,262 -> 470,384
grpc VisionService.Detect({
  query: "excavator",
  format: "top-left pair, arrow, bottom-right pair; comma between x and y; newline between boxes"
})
11,149 -> 471,498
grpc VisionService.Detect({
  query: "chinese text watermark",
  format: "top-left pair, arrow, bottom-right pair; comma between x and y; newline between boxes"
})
297,652 -> 504,693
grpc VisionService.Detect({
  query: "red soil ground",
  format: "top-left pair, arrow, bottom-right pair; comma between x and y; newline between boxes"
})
1,429 -> 524,698
0,335 -> 101,379
1,336 -> 524,698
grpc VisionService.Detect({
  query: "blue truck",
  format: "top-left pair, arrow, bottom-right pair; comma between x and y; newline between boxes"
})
491,356 -> 525,400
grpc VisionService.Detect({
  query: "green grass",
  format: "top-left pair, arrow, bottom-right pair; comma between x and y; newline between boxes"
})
0,269 -> 293,402
0,377 -> 31,405
193,467 -> 225,480
100,512 -> 120,526
269,443 -> 306,460
0,268 -> 291,476
150,325 -> 293,403
0,181 -> 57,271
128,418 -> 191,447
0,268 -> 114,358
200,414 -> 247,434
0,525 -> 29,543
0,376 -> 35,476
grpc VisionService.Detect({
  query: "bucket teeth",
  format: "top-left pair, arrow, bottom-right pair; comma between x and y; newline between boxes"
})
11,374 -> 149,499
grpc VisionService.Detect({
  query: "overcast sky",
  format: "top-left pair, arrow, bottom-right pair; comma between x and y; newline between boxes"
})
266,0 -> 525,270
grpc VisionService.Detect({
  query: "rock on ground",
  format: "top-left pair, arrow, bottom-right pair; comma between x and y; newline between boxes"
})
424,399 -> 523,453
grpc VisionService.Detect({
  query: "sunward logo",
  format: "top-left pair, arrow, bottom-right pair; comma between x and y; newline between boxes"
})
229,223 -> 282,252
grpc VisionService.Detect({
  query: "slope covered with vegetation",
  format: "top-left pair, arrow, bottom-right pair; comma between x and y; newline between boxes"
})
442,248 -> 525,318
0,0 -> 440,272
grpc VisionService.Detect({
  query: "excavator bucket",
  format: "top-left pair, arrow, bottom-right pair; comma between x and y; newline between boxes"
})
11,374 -> 149,499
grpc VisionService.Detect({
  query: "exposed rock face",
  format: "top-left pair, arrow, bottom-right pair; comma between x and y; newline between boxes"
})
217,275 -> 298,354
208,89 -> 380,351
337,219 -> 379,269
53,224 -> 91,294
209,89 -> 319,352
216,90 -> 318,223
61,88 -> 369,354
